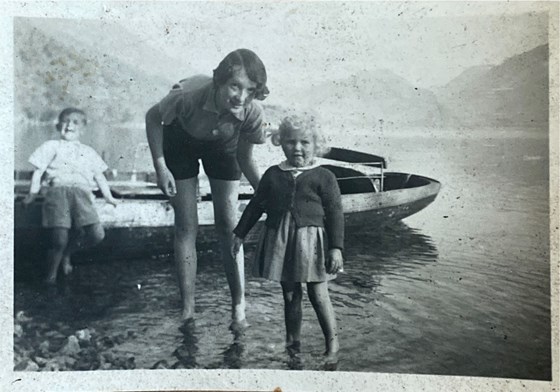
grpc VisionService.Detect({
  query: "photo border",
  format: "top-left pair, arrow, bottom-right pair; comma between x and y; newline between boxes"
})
1,1 -> 558,391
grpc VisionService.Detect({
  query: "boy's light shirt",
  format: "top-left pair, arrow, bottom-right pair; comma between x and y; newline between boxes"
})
28,139 -> 108,190
277,160 -> 320,178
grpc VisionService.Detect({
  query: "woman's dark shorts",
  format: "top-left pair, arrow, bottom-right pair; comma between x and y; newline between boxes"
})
163,121 -> 242,181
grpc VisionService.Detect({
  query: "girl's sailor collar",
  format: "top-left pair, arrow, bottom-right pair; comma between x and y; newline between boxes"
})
278,160 -> 320,172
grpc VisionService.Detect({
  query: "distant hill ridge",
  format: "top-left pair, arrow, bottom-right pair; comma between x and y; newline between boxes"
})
436,44 -> 548,127
15,16 -> 547,130
272,44 -> 548,130
14,19 -> 174,125
293,68 -> 444,129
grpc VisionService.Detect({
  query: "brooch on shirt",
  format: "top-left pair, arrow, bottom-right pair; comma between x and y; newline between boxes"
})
211,123 -> 235,138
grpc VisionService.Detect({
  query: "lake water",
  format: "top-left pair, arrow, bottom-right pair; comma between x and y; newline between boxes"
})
13,126 -> 551,379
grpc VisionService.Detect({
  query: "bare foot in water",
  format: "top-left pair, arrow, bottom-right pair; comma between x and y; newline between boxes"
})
229,318 -> 250,333
178,318 -> 196,335
181,307 -> 195,322
324,350 -> 339,371
286,340 -> 301,354
62,256 -> 73,276
230,303 -> 249,333
286,341 -> 303,370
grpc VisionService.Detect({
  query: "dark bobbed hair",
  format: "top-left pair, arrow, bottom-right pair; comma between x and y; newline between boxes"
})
56,107 -> 87,131
213,49 -> 269,100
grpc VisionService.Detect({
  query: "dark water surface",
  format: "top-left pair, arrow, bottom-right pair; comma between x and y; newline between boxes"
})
14,127 -> 551,379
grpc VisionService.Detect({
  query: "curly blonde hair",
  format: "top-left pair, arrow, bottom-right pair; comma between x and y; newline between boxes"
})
271,113 -> 330,157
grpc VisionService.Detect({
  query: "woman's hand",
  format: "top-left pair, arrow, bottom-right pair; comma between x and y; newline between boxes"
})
156,164 -> 177,197
231,235 -> 244,259
326,248 -> 344,274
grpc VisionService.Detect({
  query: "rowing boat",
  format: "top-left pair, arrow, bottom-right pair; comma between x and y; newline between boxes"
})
14,148 -> 440,263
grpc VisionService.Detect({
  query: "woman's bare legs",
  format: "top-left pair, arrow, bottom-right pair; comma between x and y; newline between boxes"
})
209,178 -> 247,330
281,282 -> 303,347
172,178 -> 199,321
307,281 -> 339,366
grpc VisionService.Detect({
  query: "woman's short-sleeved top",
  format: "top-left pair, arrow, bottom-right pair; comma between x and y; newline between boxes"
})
158,75 -> 266,145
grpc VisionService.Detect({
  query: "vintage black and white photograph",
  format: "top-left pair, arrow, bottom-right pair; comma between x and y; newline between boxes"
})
2,1 -> 558,391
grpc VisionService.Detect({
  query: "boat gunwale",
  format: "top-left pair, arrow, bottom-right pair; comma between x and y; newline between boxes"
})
13,171 -> 441,201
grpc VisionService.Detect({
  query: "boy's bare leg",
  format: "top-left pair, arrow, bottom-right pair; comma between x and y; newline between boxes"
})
281,282 -> 303,348
209,178 -> 247,331
45,228 -> 70,284
61,254 -> 73,275
173,178 -> 199,321
61,224 -> 105,275
307,281 -> 339,366
61,229 -> 79,275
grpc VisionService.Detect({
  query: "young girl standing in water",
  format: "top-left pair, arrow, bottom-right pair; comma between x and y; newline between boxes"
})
232,114 -> 344,368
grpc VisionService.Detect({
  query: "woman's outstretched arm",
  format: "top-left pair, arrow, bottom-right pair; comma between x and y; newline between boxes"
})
237,138 -> 261,190
146,104 -> 176,197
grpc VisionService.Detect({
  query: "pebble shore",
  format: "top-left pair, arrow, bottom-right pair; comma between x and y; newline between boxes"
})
14,311 -> 138,371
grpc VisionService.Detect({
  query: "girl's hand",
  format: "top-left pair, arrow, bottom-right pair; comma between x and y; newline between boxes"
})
326,248 -> 344,274
156,165 -> 177,197
231,235 -> 244,259
22,193 -> 38,207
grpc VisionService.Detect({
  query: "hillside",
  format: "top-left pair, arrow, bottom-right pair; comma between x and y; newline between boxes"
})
293,69 -> 444,130
14,17 -> 548,171
14,18 -> 176,170
436,45 -> 548,127
14,18 -> 176,124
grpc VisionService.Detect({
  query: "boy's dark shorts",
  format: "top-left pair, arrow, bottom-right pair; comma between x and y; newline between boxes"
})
42,187 -> 100,229
162,121 -> 242,181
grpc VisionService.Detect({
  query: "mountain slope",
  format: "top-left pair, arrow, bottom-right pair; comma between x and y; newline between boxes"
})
14,18 -> 178,170
436,45 -> 548,127
294,69 -> 444,130
14,18 -> 175,124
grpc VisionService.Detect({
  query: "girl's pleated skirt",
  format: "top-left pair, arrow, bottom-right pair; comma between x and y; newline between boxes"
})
252,212 -> 337,283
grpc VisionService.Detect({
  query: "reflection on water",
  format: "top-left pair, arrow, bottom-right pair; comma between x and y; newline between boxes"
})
14,128 -> 551,379
173,320 -> 199,369
13,221 -> 441,373
334,222 -> 438,301
221,330 -> 247,370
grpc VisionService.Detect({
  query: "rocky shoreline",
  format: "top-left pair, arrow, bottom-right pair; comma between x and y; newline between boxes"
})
14,311 -> 138,371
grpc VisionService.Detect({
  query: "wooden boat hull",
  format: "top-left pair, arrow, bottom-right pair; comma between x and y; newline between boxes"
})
14,147 -> 440,266
14,171 -> 440,267
15,173 -> 439,229
341,173 -> 440,226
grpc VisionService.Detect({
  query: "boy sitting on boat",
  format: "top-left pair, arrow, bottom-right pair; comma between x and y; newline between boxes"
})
23,107 -> 118,284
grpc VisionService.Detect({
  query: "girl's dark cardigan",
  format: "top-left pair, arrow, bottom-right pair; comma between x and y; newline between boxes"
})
233,165 -> 344,250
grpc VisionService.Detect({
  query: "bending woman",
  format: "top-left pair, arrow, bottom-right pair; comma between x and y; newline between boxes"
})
145,49 -> 268,330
